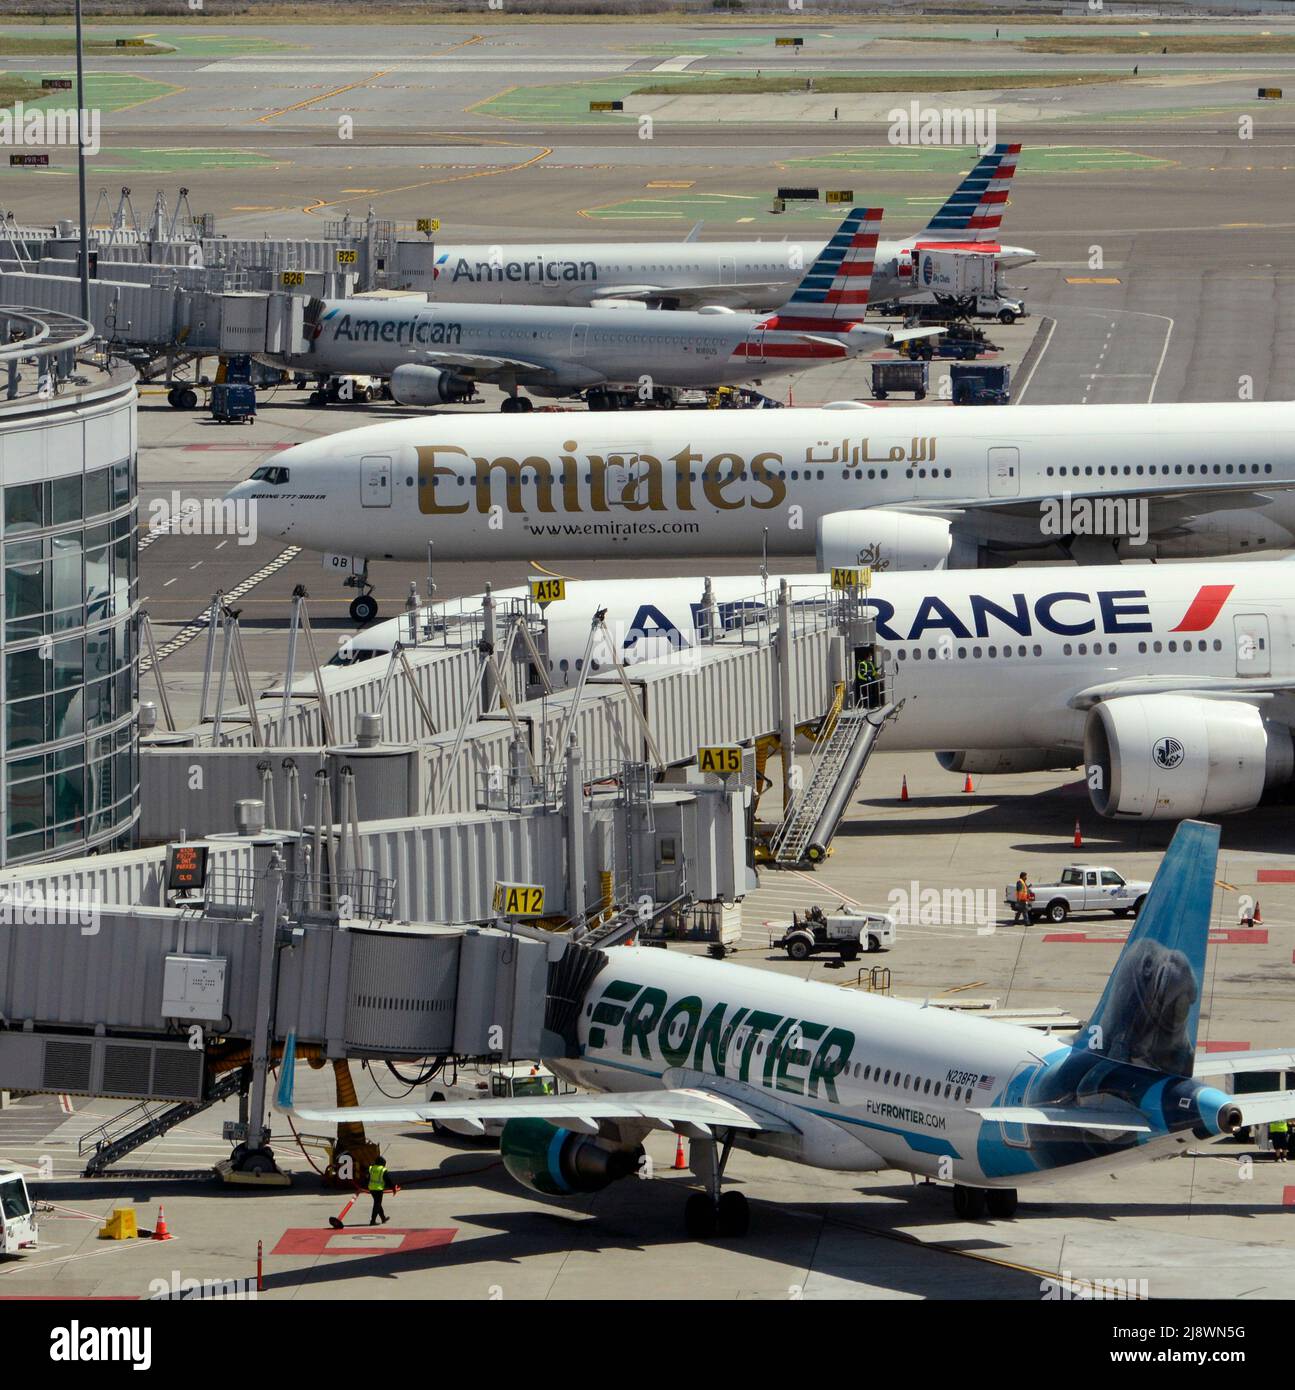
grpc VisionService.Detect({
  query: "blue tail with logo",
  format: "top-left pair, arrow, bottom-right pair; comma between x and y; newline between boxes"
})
1081,820 -> 1219,1077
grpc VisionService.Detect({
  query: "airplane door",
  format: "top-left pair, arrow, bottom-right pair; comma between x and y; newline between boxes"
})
745,325 -> 766,364
987,446 -> 1020,498
360,455 -> 392,508
1234,613 -> 1271,676
719,256 -> 736,286
603,451 -> 643,506
570,321 -> 589,356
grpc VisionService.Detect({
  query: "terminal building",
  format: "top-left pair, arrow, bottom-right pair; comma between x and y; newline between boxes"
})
0,306 -> 139,865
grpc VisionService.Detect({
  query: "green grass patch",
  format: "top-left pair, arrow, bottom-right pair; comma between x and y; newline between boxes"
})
1021,33 -> 1295,55
632,71 -> 1132,97
7,70 -> 179,115
0,75 -> 45,107
0,34 -> 171,56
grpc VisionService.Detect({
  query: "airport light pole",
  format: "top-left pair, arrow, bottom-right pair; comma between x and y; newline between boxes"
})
74,0 -> 90,322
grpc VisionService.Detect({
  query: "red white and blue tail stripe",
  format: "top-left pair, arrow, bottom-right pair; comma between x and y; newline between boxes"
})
772,206 -> 882,329
919,142 -> 1020,241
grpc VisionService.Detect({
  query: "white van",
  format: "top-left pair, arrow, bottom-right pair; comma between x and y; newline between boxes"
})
0,1171 -> 37,1255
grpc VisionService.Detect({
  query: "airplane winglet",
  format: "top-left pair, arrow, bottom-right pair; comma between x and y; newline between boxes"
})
684,220 -> 703,243
275,1031 -> 298,1111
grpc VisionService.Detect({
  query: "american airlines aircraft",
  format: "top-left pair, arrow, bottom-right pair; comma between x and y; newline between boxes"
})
278,821 -> 1295,1236
339,561 -> 1295,823
266,207 -> 944,412
229,401 -> 1295,620
424,142 -> 1031,311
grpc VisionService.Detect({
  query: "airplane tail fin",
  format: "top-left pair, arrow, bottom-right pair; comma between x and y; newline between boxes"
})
275,1031 -> 297,1111
919,142 -> 1021,242
773,206 -> 882,327
1080,820 -> 1219,1077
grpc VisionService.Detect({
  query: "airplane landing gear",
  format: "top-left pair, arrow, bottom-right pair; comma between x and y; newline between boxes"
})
343,560 -> 378,625
952,1184 -> 1017,1219
683,1132 -> 749,1239
500,394 -> 533,413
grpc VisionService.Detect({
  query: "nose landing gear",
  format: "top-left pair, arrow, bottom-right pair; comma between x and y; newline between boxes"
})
344,560 -> 379,624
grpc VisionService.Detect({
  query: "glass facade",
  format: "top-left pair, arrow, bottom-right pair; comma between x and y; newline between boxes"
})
2,453 -> 138,864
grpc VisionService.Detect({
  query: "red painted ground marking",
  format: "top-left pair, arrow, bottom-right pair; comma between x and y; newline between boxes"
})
1200,1041 -> 1250,1053
272,1227 -> 456,1257
1258,870 -> 1295,883
1214,928 -> 1268,945
1284,1187 -> 1295,1207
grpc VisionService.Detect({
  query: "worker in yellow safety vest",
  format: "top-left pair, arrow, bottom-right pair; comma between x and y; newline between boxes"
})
368,1156 -> 392,1224
1012,871 -> 1033,925
1270,1120 -> 1289,1163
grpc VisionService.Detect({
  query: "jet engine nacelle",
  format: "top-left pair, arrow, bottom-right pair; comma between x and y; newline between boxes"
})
1084,694 -> 1295,820
816,508 -> 977,571
500,1118 -> 643,1196
937,748 -> 1080,776
389,363 -> 475,407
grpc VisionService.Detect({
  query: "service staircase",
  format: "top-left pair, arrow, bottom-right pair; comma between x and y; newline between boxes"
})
575,892 -> 691,951
79,1067 -> 247,1177
771,700 -> 898,866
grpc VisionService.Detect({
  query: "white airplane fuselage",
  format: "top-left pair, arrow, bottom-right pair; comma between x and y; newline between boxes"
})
270,295 -> 888,394
424,236 -> 1036,310
348,560 -> 1295,760
557,945 -> 1231,1187
230,401 -> 1295,566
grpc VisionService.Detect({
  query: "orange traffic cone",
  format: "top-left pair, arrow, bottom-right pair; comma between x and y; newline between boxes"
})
962,773 -> 974,794
900,775 -> 909,802
1253,900 -> 1264,925
1073,819 -> 1082,848
672,1135 -> 687,1170
151,1204 -> 174,1241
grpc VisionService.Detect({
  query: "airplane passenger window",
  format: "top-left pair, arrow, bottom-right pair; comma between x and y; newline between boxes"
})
1033,645 -> 1042,656
972,646 -> 982,658
1214,639 -> 1222,650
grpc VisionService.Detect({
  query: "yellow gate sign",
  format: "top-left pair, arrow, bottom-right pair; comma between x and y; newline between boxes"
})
831,567 -> 871,590
528,576 -> 566,605
280,270 -> 305,288
336,248 -> 359,265
493,882 -> 545,917
698,745 -> 742,776
825,190 -> 854,204
416,217 -> 440,233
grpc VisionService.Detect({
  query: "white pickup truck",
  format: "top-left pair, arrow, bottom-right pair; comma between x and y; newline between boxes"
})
1005,865 -> 1150,925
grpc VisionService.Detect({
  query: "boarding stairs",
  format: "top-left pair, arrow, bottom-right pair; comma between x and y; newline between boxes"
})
79,1067 -> 247,1177
770,699 -> 898,866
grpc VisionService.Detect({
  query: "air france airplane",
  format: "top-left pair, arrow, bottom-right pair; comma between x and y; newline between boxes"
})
228,399 -> 1295,621
339,561 -> 1295,823
424,143 -> 1030,311
265,207 -> 944,412
277,820 -> 1295,1237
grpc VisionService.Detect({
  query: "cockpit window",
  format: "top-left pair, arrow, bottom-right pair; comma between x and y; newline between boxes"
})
250,466 -> 290,485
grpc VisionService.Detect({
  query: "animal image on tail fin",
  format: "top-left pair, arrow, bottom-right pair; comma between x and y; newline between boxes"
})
1080,820 -> 1217,1077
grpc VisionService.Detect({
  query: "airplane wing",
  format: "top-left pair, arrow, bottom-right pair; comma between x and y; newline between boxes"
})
1195,1050 -> 1295,1077
274,1039 -> 795,1138
591,283 -> 786,308
1230,1090 -> 1295,1128
413,348 -> 555,378
1068,677 -> 1291,710
888,327 -> 946,344
970,1104 -> 1151,1133
290,1089 -> 796,1137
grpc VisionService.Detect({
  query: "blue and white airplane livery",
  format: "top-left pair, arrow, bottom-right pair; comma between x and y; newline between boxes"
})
278,821 -> 1295,1236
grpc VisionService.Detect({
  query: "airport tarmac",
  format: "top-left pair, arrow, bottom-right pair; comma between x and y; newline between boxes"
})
3,747 -> 1293,1301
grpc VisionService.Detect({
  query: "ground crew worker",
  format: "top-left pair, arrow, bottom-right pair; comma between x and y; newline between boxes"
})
368,1155 -> 391,1224
1269,1120 -> 1289,1163
1013,871 -> 1033,924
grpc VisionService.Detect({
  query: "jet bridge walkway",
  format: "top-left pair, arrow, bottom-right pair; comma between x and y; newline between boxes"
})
770,699 -> 899,866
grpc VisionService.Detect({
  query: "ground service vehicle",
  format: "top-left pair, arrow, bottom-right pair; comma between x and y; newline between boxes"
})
1006,866 -> 1151,924
775,905 -> 896,960
0,1171 -> 36,1255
